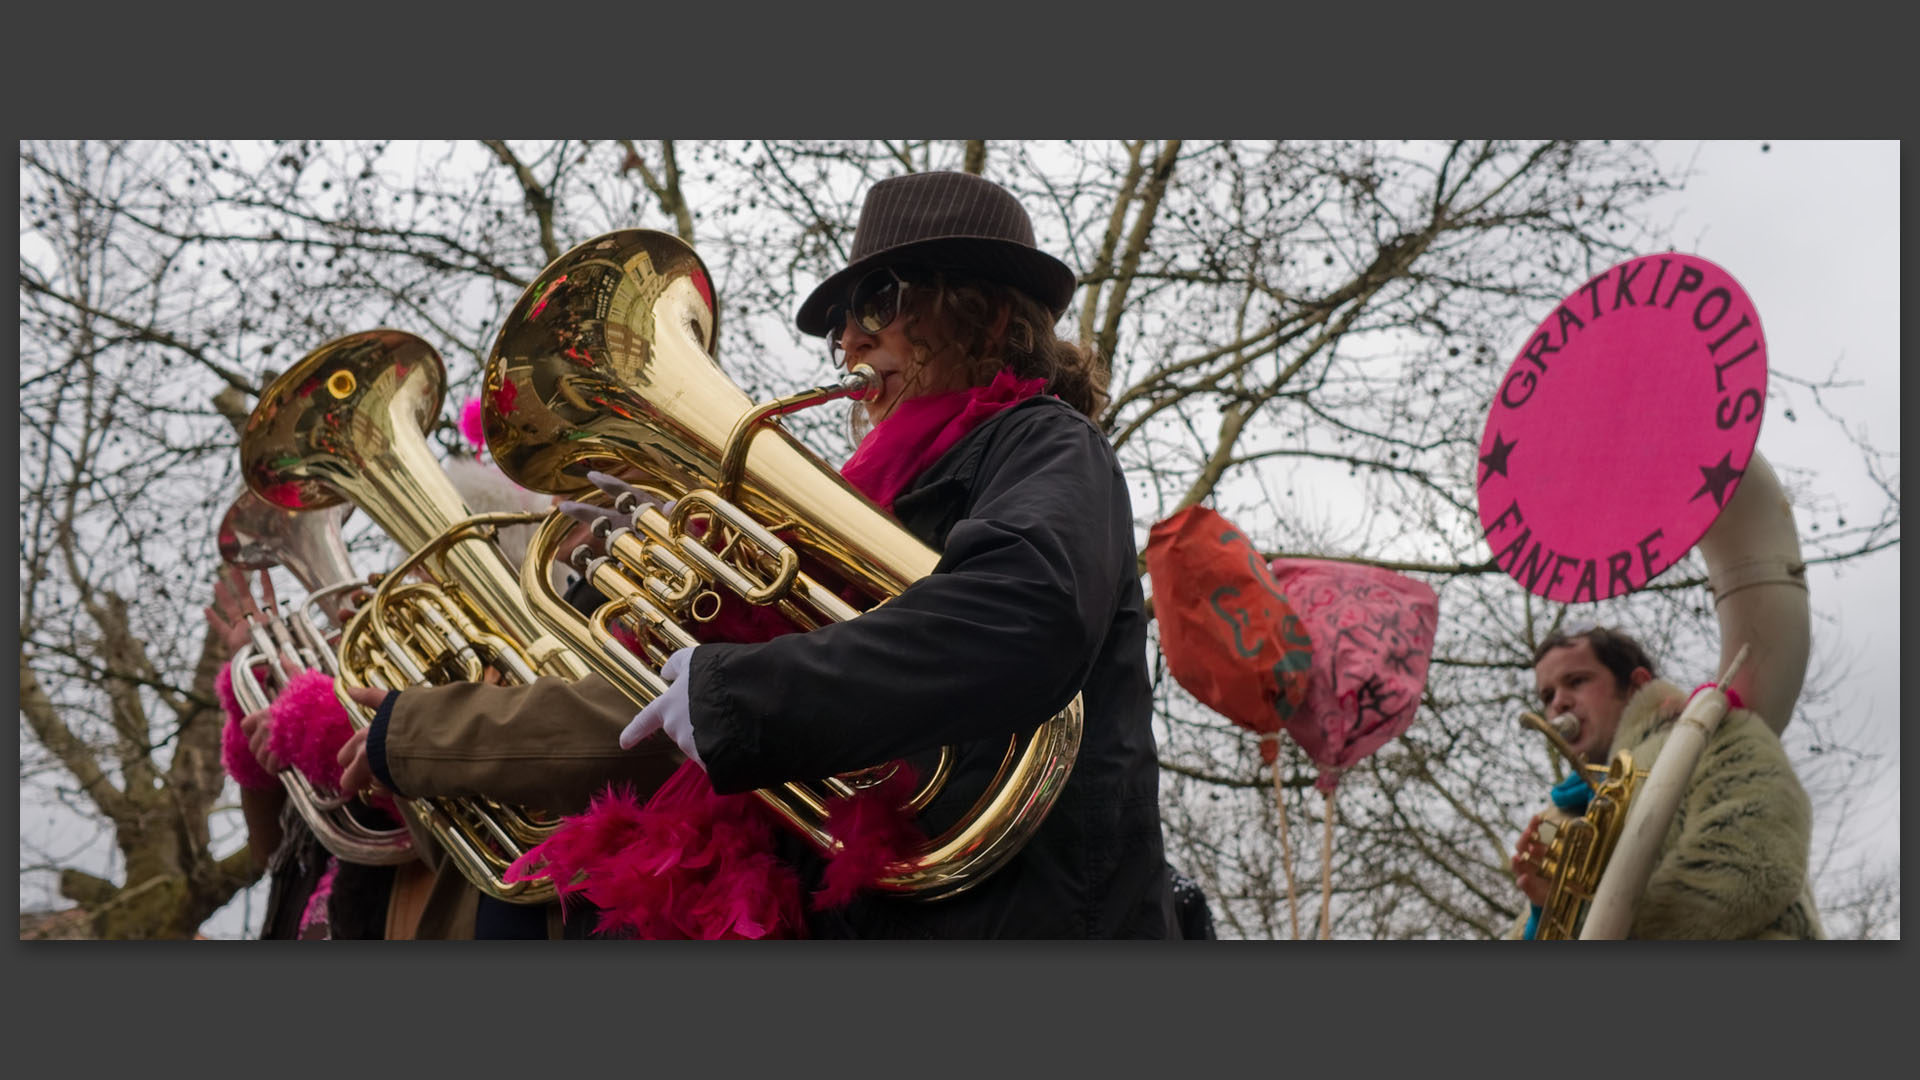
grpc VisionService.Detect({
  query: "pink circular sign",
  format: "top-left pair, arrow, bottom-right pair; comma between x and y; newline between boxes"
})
1477,253 -> 1767,603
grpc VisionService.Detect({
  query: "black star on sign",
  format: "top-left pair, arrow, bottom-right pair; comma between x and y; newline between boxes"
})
1478,431 -> 1518,489
1690,452 -> 1743,510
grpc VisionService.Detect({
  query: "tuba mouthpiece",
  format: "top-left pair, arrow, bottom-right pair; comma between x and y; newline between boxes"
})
842,363 -> 879,399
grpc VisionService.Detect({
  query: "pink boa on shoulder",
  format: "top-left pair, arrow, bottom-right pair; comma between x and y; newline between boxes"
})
218,661 -> 279,792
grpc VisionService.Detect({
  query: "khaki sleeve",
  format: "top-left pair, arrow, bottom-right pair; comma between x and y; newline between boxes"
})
382,673 -> 681,815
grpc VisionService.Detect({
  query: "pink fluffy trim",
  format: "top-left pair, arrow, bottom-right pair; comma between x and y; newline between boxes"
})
812,762 -> 922,910
214,660 -> 245,724
505,760 -> 927,937
269,669 -> 355,792
507,763 -> 807,939
218,662 -> 279,792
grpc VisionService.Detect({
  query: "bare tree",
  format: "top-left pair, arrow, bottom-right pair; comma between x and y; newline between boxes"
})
20,142 -> 262,938
18,140 -> 1897,938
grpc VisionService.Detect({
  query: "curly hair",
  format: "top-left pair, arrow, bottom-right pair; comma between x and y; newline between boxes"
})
1532,625 -> 1660,692
869,267 -> 1106,420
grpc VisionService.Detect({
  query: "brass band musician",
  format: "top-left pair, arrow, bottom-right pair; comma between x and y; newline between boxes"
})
337,170 -> 1182,938
206,565 -> 398,939
1509,625 -> 1824,939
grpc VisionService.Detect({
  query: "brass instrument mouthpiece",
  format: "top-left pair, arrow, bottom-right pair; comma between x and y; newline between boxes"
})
1520,710 -> 1594,782
843,363 -> 879,399
1519,709 -> 1578,740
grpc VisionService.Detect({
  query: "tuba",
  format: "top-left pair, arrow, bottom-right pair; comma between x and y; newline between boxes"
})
483,229 -> 1083,901
217,490 -> 416,865
1483,253 -> 1811,939
240,329 -> 593,904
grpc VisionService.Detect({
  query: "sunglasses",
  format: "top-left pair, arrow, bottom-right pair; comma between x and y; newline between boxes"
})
825,266 -> 917,359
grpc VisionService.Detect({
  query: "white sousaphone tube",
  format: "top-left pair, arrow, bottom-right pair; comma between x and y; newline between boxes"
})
1579,451 -> 1810,939
1695,451 -> 1810,737
1579,645 -> 1746,938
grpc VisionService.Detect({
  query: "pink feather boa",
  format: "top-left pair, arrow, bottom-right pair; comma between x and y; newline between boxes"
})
505,760 -> 922,939
811,762 -> 925,909
506,764 -> 806,939
218,661 -> 279,792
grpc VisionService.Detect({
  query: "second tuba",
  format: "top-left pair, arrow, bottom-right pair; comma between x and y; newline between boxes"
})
483,229 -> 1083,901
240,329 -> 592,904
217,489 -> 416,865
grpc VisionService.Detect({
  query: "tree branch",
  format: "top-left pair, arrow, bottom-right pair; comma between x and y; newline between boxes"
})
618,139 -> 696,243
19,657 -> 133,821
18,275 -> 257,395
481,139 -> 561,264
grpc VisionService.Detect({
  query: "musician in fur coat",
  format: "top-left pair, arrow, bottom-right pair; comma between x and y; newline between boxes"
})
1507,626 -> 1825,940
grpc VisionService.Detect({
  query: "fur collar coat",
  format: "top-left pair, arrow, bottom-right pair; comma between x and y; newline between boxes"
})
1512,678 -> 1826,940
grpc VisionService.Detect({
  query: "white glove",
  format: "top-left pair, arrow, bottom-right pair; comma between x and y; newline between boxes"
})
555,499 -> 629,537
557,469 -> 667,531
556,472 -> 676,566
619,646 -> 703,769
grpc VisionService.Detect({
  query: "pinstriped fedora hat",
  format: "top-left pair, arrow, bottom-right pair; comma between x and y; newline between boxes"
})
795,171 -> 1079,336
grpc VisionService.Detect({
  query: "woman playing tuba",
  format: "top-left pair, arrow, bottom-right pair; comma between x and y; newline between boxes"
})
341,171 -> 1181,938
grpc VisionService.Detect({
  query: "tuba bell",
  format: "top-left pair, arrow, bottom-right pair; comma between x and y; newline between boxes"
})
1482,252 -> 1812,939
217,489 -> 417,865
240,328 -> 594,904
483,229 -> 1083,901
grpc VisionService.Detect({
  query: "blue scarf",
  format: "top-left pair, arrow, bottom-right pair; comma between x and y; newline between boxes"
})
1550,770 -> 1594,814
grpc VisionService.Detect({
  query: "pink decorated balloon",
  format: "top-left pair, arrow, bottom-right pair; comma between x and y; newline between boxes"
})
1264,559 -> 1438,793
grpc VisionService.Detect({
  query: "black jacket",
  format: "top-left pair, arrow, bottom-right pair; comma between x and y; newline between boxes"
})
690,395 -> 1175,938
